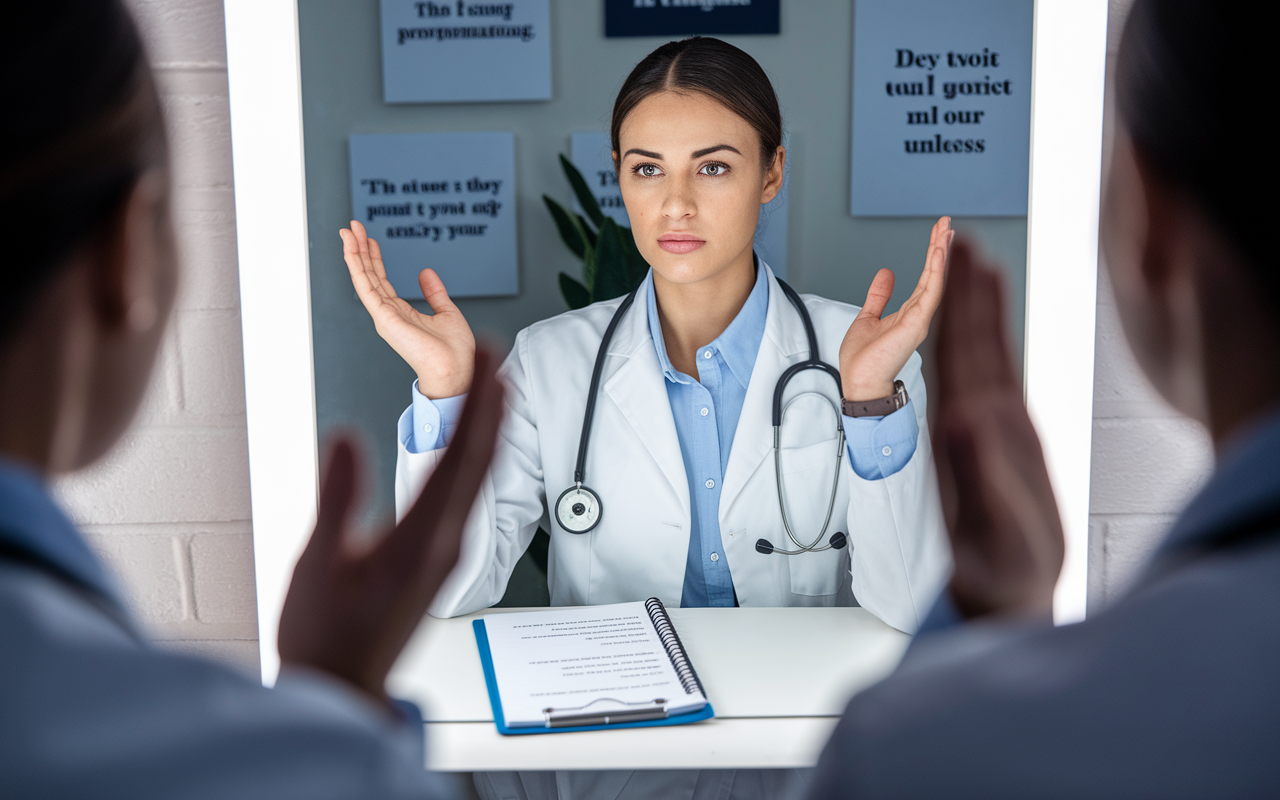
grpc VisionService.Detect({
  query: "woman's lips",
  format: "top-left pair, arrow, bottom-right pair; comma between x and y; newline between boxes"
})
657,235 -> 706,254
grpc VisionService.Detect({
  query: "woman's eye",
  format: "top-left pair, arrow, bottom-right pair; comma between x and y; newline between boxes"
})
700,163 -> 726,176
637,164 -> 660,178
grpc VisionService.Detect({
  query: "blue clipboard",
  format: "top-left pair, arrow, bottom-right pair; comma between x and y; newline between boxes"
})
473,619 -> 716,735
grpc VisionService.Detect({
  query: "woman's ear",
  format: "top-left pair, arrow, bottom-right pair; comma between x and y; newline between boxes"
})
92,170 -> 175,336
761,145 -> 785,205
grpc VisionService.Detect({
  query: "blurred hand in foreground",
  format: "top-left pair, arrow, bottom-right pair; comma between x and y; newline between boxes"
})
277,347 -> 503,705
933,241 -> 1064,620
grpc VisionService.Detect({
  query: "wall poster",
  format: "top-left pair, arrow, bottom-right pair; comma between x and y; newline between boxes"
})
380,0 -> 551,103
348,131 -> 518,298
850,0 -> 1032,216
605,0 -> 780,38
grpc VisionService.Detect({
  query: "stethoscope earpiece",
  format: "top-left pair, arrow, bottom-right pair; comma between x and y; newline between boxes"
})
756,531 -> 848,556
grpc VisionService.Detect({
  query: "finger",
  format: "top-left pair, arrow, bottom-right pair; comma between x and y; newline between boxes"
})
961,255 -> 1017,392
939,411 -> 987,545
304,438 -> 359,564
855,268 -> 896,321
342,229 -> 398,314
928,215 -> 950,252
419,268 -> 459,316
906,219 -> 954,305
936,239 -> 1018,402
934,239 -> 977,406
976,266 -> 1019,390
368,237 -> 392,284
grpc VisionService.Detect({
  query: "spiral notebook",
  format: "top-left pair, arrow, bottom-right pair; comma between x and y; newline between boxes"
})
473,598 -> 715,735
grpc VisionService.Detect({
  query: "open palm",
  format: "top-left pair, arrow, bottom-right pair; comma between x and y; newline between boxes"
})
840,216 -> 953,400
341,220 -> 475,398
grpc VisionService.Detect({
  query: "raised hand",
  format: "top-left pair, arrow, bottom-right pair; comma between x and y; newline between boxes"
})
839,216 -> 953,401
341,220 -> 475,398
277,348 -> 504,705
932,240 -> 1064,619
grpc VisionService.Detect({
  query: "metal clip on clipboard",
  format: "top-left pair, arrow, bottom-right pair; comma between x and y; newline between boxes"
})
543,698 -> 668,728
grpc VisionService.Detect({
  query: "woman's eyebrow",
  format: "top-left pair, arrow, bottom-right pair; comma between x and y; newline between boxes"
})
622,148 -> 662,159
691,144 -> 741,158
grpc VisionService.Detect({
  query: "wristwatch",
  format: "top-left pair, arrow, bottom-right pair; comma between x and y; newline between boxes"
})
842,380 -> 909,418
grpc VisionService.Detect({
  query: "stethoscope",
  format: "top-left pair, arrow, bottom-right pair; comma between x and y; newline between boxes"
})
554,268 -> 850,557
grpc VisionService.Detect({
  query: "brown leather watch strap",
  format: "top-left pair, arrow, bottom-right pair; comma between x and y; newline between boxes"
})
842,380 -> 908,418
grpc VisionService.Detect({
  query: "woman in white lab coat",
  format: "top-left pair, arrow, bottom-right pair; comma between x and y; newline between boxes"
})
342,37 -> 952,636
344,35 -> 953,800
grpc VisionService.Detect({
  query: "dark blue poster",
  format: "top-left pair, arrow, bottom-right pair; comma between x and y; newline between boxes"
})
605,0 -> 780,38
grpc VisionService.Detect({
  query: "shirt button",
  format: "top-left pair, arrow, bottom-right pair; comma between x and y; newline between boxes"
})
710,552 -> 720,562
703,350 -> 713,359
882,445 -> 892,457
700,407 -> 709,417
705,479 -> 715,489
423,423 -> 433,434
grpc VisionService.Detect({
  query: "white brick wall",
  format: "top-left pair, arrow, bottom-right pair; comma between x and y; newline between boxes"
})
53,0 -> 258,674
50,0 -> 1210,673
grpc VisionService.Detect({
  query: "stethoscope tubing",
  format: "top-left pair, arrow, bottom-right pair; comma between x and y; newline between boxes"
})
558,268 -> 847,557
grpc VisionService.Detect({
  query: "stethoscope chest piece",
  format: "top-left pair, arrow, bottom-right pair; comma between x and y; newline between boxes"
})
556,484 -> 602,533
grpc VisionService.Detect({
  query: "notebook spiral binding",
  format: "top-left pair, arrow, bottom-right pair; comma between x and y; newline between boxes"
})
644,597 -> 704,697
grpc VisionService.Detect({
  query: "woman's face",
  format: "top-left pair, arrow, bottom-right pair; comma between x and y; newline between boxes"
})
616,90 -> 783,287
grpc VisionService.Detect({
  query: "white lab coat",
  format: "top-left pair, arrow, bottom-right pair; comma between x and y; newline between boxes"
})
398,266 -> 948,632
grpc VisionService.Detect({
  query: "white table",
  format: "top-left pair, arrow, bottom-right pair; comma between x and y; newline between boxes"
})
387,606 -> 909,771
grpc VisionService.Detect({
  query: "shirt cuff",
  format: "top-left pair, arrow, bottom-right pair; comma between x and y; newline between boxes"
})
404,380 -> 468,454
843,399 -> 919,480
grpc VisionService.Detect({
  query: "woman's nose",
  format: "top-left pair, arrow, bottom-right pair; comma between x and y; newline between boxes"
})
661,176 -> 696,220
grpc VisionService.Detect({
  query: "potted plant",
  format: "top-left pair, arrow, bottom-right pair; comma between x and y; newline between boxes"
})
544,155 -> 649,309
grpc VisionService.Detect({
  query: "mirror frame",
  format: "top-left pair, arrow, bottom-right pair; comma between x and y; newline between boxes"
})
225,0 -> 1108,682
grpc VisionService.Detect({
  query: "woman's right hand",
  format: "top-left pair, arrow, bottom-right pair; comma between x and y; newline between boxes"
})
341,220 -> 475,398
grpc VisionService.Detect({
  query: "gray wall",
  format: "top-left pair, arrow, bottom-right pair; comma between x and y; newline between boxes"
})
299,0 -> 1029,525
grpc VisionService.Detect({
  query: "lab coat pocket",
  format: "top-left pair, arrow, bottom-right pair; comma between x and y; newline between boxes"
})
777,435 -> 848,597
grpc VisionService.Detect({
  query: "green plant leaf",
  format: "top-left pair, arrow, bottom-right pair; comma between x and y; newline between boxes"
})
620,226 -> 650,287
577,214 -> 598,249
559,272 -> 591,310
560,154 -> 605,229
593,218 -> 634,302
582,243 -> 597,294
543,195 -> 586,261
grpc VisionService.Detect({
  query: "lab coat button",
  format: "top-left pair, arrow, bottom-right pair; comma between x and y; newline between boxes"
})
882,445 -> 892,457
700,407 -> 709,416
424,423 -> 433,434
703,350 -> 712,359
705,479 -> 715,489
710,552 -> 720,562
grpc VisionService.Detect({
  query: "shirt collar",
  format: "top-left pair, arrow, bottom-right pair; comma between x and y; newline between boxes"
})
1158,406 -> 1280,555
0,458 -> 123,607
645,259 -> 770,388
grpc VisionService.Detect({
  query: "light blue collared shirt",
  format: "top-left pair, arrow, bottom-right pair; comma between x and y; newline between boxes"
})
649,265 -> 769,607
401,268 -> 922,607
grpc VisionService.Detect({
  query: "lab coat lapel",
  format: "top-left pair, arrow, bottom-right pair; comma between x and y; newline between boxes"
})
601,280 -> 691,515
720,266 -> 810,513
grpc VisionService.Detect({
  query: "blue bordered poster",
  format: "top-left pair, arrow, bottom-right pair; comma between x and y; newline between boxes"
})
605,0 -> 780,37
348,131 -> 518,299
380,0 -> 551,103
850,0 -> 1033,216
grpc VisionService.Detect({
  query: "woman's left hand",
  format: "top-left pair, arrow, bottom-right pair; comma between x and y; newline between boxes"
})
839,216 -> 953,401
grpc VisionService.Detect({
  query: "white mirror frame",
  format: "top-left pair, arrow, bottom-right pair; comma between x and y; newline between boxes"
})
226,0 -> 1108,682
